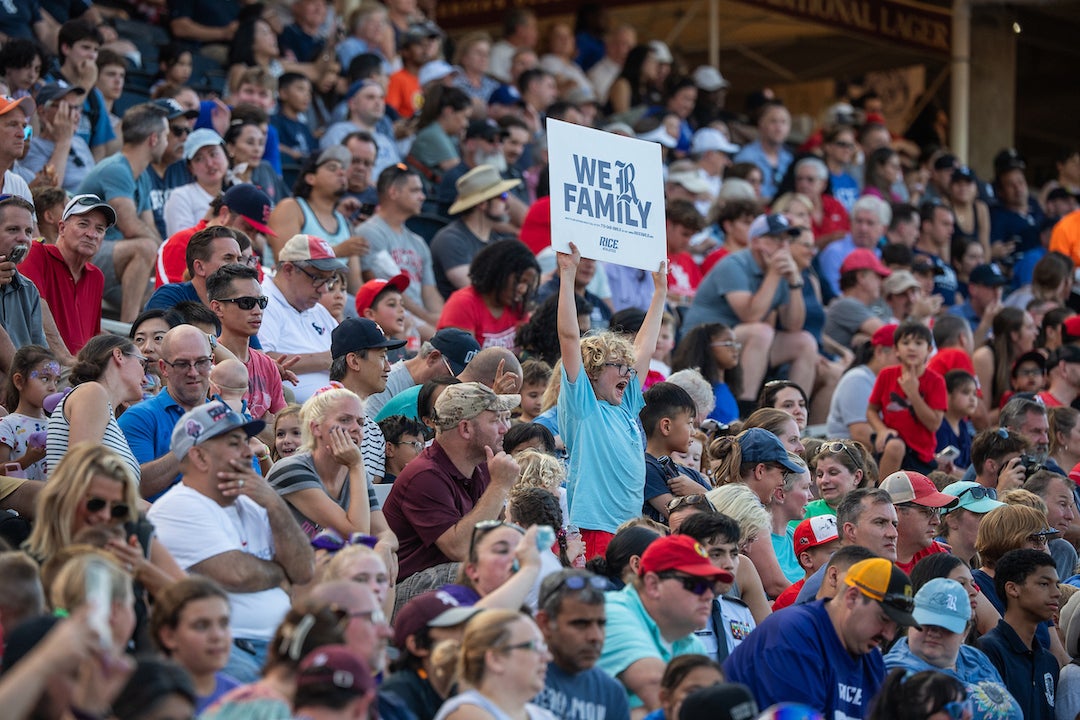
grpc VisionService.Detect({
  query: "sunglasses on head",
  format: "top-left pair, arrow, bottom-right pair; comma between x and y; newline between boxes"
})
816,440 -> 861,469
218,295 -> 269,310
470,520 -> 525,555
666,494 -> 715,513
310,528 -> 379,553
539,573 -> 608,607
955,486 -> 996,502
86,496 -> 130,520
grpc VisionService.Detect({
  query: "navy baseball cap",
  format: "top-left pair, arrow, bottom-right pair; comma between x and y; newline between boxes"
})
152,97 -> 199,120
968,263 -> 1008,287
34,83 -> 84,107
430,328 -> 480,375
736,428 -> 804,473
331,318 -> 406,358
489,85 -> 523,107
748,213 -> 801,241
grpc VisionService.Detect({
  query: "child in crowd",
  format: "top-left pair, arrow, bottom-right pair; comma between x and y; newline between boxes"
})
272,404 -> 303,461
557,242 -> 667,558
976,549 -> 1060,719
671,323 -> 741,425
671,429 -> 708,474
516,359 -> 551,423
209,358 -> 251,417
936,369 -> 978,472
867,321 -> 947,477
772,516 -> 840,610
641,382 -> 710,523
31,186 -> 66,244
356,274 -> 414,362
0,346 -> 58,480
1003,351 -> 1047,407
153,43 -> 194,90
318,270 -> 350,323
646,311 -> 678,389
271,72 -> 317,163
378,414 -> 426,484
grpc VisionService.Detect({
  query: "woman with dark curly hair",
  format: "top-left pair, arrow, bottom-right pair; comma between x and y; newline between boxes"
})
437,240 -> 540,350
518,293 -> 594,366
671,323 -> 742,424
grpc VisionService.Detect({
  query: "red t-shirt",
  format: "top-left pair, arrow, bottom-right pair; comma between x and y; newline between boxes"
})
20,241 -> 102,354
437,285 -> 527,350
1037,391 -> 1065,407
869,365 -> 948,463
701,246 -> 729,276
772,578 -> 805,610
156,219 -> 207,287
245,348 -> 287,421
895,541 -> 948,575
813,195 -> 850,241
667,251 -> 702,300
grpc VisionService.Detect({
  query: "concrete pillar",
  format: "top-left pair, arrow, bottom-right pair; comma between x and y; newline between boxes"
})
967,7 -> 1016,178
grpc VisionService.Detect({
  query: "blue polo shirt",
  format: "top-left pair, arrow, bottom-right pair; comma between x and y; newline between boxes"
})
977,619 -> 1057,720
117,388 -> 187,499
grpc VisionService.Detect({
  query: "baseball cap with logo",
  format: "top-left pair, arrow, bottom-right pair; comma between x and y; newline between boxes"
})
912,577 -> 970,634
969,263 -> 1008,287
638,534 -> 733,582
844,557 -> 920,627
330,317 -> 406,358
171,400 -> 266,459
840,248 -> 891,277
63,194 -> 117,226
749,213 -> 801,241
880,471 -> 959,509
393,590 -> 482,650
355,273 -> 410,314
279,234 -> 347,271
433,382 -> 520,431
151,97 -> 199,119
941,481 -> 1004,516
296,645 -> 374,696
793,516 -> 839,553
222,184 -> 275,237
736,428 -> 805,473
430,328 -> 480,375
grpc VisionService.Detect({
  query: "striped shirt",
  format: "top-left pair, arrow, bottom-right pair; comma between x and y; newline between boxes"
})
47,388 -> 140,482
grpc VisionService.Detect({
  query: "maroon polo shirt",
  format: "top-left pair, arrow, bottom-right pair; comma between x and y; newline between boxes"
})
383,439 -> 491,581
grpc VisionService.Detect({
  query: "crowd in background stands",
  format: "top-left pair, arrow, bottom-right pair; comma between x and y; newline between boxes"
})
2,0 -> 1080,718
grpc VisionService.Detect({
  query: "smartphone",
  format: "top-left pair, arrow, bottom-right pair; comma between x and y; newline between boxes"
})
5,244 -> 27,265
85,559 -> 113,649
935,445 -> 960,464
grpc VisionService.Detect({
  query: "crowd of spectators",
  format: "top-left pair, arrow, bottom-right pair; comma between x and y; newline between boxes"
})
2,0 -> 1080,719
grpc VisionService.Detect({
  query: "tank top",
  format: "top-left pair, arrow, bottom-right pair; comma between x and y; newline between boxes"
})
46,386 -> 141,482
433,689 -> 555,720
297,198 -> 351,248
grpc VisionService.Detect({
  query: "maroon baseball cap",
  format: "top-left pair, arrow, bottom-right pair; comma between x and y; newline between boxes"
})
222,184 -> 275,237
296,645 -> 374,696
393,590 -> 482,650
639,535 -> 733,583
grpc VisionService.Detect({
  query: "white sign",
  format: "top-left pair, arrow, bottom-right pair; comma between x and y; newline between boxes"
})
547,119 -> 666,272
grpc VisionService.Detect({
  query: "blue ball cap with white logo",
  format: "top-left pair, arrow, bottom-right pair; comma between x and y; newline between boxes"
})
171,400 -> 266,459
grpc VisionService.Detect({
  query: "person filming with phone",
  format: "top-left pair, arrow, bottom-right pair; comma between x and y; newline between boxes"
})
0,195 -> 48,370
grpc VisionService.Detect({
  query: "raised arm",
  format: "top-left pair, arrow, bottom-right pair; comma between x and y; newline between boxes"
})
632,259 -> 669,380
557,243 -> 583,382
433,449 -> 519,560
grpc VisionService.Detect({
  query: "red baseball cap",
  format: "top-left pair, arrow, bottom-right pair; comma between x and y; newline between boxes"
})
871,324 -> 898,347
880,471 -> 959,509
840,248 -> 891,277
355,273 -> 410,314
638,535 -> 733,583
793,516 -> 839,554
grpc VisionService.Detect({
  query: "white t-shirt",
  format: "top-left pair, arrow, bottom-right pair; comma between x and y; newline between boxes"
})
163,182 -> 215,237
147,483 -> 290,640
258,276 -> 338,402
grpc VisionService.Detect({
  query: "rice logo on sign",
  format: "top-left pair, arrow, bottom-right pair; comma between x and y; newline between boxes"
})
562,154 -> 653,231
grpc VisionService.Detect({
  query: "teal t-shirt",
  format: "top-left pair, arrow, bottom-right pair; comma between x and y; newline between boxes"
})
772,528 -> 803,583
558,363 -> 645,533
598,585 -> 706,708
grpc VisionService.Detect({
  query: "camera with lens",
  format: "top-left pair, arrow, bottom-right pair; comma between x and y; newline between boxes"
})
1018,453 -> 1044,479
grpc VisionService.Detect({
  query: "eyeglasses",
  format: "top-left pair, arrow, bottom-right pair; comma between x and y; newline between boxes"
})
162,357 -> 213,373
816,440 -> 861,469
1015,367 -> 1044,377
392,439 -> 424,452
602,362 -> 637,378
711,341 -> 742,350
170,125 -> 192,138
294,263 -> 340,290
499,638 -> 548,654
666,494 -> 716,513
218,295 -> 269,310
831,140 -> 856,149
86,496 -> 130,520
655,572 -> 720,596
938,699 -> 973,720
469,520 -> 524,555
441,356 -> 455,376
123,351 -> 149,370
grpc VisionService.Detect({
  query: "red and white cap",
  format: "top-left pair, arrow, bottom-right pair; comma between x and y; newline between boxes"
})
278,234 -> 346,271
793,515 -> 839,553
880,471 -> 959,509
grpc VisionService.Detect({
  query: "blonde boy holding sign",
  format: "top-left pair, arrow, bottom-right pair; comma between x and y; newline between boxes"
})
557,241 -> 668,558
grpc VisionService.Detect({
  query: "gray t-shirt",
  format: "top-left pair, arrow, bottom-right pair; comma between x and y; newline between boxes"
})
825,364 -> 876,438
823,296 -> 876,349
357,215 -> 434,307
683,249 -> 789,330
265,450 -> 379,537
430,220 -> 489,299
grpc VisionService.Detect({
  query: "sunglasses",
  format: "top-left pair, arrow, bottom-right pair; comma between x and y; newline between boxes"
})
955,486 -> 996,502
897,503 -> 940,520
470,520 -> 524,555
86,496 -> 130,520
816,440 -> 861,469
218,295 -> 269,310
666,494 -> 715,513
123,351 -> 149,370
310,528 -> 379,553
539,573 -> 608,607
656,572 -> 721,596
170,125 -> 192,138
